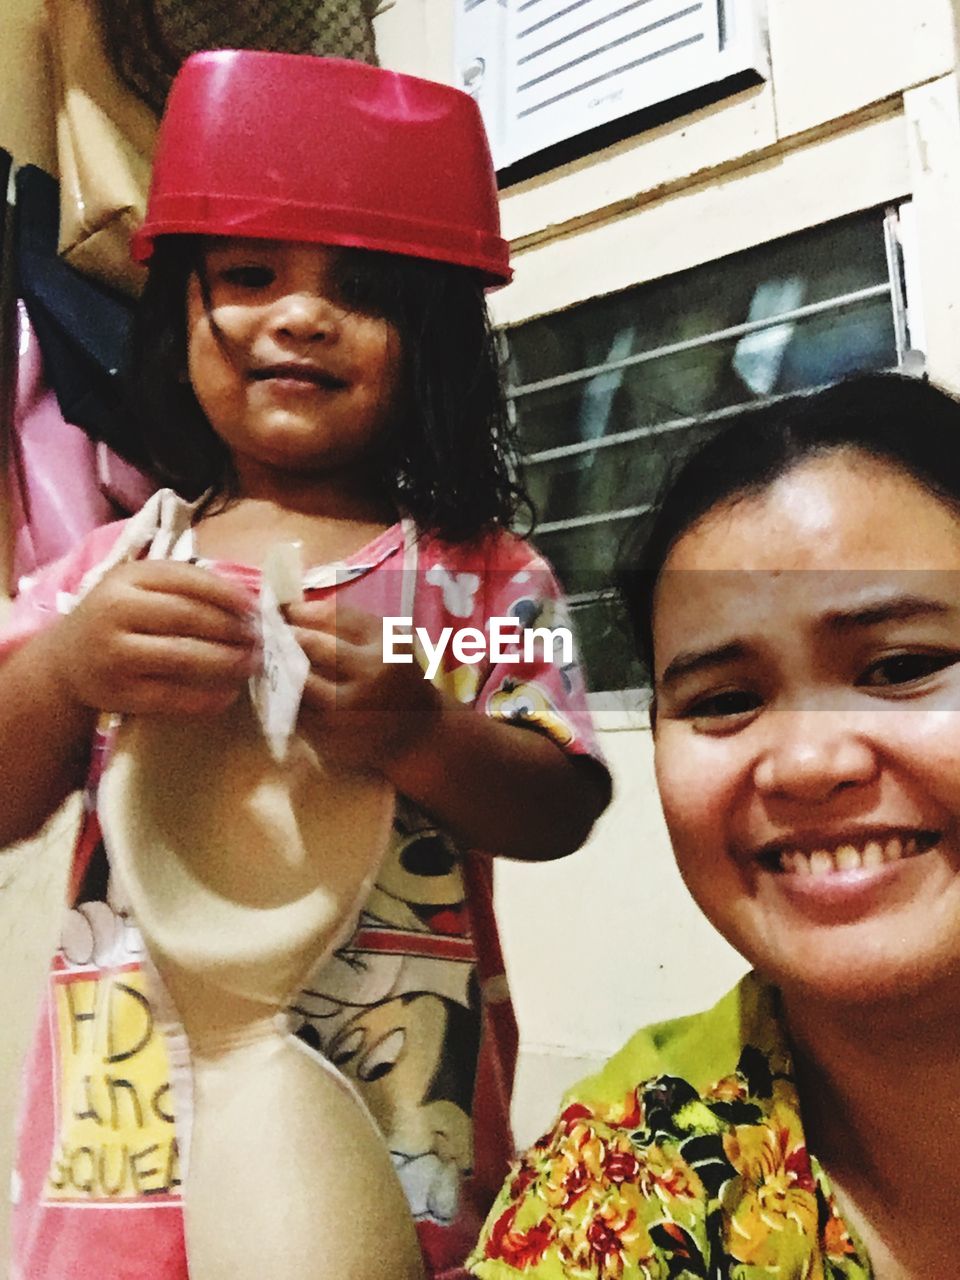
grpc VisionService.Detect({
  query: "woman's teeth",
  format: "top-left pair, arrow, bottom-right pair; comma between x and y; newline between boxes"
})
777,834 -> 931,876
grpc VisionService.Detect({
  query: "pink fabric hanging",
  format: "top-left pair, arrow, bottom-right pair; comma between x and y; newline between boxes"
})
8,300 -> 156,593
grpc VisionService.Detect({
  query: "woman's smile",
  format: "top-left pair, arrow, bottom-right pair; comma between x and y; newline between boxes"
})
750,826 -> 951,929
761,827 -> 937,875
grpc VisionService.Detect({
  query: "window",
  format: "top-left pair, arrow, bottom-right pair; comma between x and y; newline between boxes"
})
504,205 -> 917,694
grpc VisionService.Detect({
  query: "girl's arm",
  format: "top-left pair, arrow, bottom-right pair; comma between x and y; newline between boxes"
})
385,688 -> 610,859
0,561 -> 258,848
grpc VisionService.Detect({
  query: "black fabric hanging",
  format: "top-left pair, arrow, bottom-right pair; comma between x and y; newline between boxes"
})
0,150 -> 11,267
1,148 -> 14,396
14,166 -> 149,470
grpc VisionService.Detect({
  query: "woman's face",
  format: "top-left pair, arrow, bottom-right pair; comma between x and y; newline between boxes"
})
652,450 -> 960,1005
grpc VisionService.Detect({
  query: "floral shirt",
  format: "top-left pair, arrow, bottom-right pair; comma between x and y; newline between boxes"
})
468,974 -> 872,1280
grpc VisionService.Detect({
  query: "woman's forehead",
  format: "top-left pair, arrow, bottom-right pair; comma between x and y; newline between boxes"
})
660,451 -> 960,576
650,452 -> 960,673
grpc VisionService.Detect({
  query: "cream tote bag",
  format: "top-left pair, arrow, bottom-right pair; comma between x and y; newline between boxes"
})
46,0 -> 156,296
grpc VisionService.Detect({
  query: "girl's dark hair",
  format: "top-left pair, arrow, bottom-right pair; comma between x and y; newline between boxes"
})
126,236 -> 531,541
619,372 -> 960,681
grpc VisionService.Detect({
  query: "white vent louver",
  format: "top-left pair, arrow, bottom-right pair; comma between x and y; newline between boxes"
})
457,0 -> 767,171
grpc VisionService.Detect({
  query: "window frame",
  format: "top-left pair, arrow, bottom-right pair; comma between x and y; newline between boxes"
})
498,207 -> 921,719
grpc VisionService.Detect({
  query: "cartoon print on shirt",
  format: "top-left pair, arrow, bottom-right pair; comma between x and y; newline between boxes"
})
487,677 -> 575,748
60,899 -> 143,971
327,986 -> 480,1223
60,850 -> 145,970
505,586 -> 577,695
11,514 -> 603,1276
424,564 -> 481,617
290,802 -> 474,1016
48,842 -> 179,1204
290,799 -> 481,1224
370,802 -> 468,933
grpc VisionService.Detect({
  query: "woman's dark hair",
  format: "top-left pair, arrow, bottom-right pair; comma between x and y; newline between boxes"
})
619,372 -> 960,681
125,236 -> 531,541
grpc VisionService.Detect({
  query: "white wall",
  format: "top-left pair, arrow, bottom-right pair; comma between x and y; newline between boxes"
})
497,730 -> 747,1145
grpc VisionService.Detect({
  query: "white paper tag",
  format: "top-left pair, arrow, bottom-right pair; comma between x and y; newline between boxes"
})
249,580 -> 310,762
262,541 -> 304,606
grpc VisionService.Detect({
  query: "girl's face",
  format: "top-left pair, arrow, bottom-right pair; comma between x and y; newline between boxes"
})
652,450 -> 960,1006
186,239 -> 402,483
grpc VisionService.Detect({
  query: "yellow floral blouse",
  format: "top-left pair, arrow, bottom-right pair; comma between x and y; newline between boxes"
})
467,974 -> 872,1280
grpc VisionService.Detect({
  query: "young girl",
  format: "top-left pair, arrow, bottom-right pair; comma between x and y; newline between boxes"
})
1,53 -> 610,1280
469,371 -> 960,1279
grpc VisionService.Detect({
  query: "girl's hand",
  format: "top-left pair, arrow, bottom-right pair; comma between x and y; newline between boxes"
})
288,599 -> 439,774
51,561 -> 258,717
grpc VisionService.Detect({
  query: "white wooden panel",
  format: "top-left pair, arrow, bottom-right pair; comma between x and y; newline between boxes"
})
491,107 -> 909,326
374,0 -> 457,84
769,0 -> 955,139
499,76 -> 775,243
903,73 -> 960,393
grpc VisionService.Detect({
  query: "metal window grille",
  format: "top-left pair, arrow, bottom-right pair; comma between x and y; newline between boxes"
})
503,204 -> 918,696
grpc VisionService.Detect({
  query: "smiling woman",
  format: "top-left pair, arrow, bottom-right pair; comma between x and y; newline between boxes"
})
469,372 -> 960,1280
652,450 -> 960,1010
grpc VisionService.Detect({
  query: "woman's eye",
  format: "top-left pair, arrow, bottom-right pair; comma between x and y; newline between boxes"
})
858,651 -> 958,687
683,689 -> 762,720
218,264 -> 276,289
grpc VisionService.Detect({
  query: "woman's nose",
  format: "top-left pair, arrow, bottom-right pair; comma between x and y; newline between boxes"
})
752,710 -> 879,803
269,291 -> 340,343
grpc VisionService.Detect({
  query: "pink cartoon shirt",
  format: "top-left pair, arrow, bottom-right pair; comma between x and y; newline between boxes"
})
5,492 -> 608,1280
